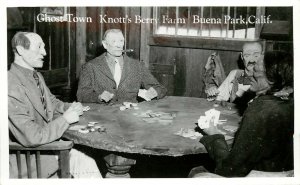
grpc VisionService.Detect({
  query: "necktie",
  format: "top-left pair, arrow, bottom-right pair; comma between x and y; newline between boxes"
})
114,59 -> 122,88
33,71 -> 47,112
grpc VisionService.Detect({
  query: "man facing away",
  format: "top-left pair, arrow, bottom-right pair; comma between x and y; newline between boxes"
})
205,42 -> 264,112
8,32 -> 102,178
77,29 -> 167,104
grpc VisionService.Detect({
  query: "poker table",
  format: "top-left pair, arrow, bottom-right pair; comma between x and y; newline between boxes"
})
63,96 -> 241,177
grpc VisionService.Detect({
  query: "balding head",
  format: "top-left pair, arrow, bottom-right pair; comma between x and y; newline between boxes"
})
11,32 -> 31,53
12,32 -> 46,69
241,42 -> 264,75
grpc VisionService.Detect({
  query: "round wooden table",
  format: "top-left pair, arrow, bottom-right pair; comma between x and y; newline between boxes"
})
63,96 -> 241,177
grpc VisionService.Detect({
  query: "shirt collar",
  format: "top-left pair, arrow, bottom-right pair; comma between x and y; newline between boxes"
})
105,53 -> 123,64
13,63 -> 36,78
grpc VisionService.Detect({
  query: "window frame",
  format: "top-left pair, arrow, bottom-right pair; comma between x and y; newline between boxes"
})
149,6 -> 266,52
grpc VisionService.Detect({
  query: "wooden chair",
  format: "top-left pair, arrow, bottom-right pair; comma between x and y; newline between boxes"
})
9,140 -> 73,178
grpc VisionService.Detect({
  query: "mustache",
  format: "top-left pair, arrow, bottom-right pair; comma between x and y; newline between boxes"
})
247,61 -> 256,66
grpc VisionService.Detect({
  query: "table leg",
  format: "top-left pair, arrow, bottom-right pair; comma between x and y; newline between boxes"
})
103,154 -> 136,178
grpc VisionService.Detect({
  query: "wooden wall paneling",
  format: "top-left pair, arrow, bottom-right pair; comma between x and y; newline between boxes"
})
40,68 -> 69,88
99,7 -> 105,44
39,20 -> 69,89
76,7 -> 87,78
218,50 -> 242,75
50,22 -> 56,69
149,46 -> 180,96
184,49 -> 242,97
86,7 -> 100,61
255,7 -> 265,39
140,7 -> 151,67
103,7 -> 123,31
184,48 -> 209,98
125,7 -> 141,60
61,22 -> 67,68
173,47 -> 187,96
68,7 -> 78,101
149,46 -> 243,98
149,36 -> 262,52
52,22 -> 65,69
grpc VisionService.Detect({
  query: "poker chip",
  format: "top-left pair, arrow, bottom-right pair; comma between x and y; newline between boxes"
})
78,129 -> 89,134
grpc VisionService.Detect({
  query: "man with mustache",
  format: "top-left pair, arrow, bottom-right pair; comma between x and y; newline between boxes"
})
206,42 -> 264,110
189,51 -> 293,178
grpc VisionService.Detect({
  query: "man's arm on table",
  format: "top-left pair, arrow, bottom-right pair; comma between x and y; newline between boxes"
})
200,103 -> 270,177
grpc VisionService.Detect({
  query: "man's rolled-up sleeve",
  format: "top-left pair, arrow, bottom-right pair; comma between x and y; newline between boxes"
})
216,70 -> 238,101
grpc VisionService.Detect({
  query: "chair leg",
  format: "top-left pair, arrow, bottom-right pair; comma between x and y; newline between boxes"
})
36,151 -> 42,178
59,150 -> 71,178
16,151 -> 22,179
25,151 -> 32,178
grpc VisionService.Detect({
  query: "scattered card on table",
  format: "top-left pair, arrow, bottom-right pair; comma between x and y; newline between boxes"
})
83,106 -> 90,112
68,125 -> 86,131
224,135 -> 234,140
222,109 -> 238,115
223,125 -> 238,132
174,128 -> 203,139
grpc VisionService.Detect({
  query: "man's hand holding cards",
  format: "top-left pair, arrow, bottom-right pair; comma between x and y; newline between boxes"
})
138,87 -> 158,101
99,90 -> 114,102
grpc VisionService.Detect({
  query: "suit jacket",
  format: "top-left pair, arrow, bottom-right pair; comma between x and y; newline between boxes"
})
8,63 -> 70,178
77,53 -> 167,103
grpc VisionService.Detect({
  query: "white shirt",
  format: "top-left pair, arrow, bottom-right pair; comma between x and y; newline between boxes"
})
216,69 -> 251,101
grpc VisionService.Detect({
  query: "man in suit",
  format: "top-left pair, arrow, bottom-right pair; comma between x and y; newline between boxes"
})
77,29 -> 167,104
8,32 -> 102,178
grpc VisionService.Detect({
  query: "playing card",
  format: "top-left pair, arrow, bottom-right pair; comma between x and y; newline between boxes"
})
205,109 -> 220,125
78,128 -> 90,134
223,125 -> 238,132
120,106 -> 126,111
174,128 -> 203,139
138,89 -> 150,101
83,106 -> 90,112
68,125 -> 86,131
198,116 -> 209,129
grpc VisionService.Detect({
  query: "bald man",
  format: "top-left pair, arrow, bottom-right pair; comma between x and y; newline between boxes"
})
206,42 -> 264,107
8,32 -> 101,178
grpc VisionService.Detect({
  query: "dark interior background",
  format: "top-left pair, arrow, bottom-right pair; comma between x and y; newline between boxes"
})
6,6 -> 294,178
7,7 -> 293,102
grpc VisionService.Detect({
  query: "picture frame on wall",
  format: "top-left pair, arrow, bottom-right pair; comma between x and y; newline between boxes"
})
40,7 -> 68,21
40,7 -> 66,16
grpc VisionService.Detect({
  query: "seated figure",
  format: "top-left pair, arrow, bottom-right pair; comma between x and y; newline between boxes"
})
206,42 -> 264,113
77,29 -> 167,104
190,51 -> 294,177
8,32 -> 102,178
